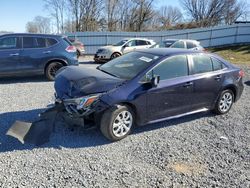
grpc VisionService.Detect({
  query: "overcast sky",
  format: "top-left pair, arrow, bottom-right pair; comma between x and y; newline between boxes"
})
0,0 -> 181,32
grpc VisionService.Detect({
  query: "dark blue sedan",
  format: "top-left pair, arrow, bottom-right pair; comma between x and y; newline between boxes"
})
54,48 -> 244,141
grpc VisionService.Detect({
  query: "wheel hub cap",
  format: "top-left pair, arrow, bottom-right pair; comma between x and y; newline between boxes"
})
112,111 -> 132,137
219,92 -> 233,112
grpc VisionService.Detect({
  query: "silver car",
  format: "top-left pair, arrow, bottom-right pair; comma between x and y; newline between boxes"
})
151,39 -> 205,51
94,38 -> 155,63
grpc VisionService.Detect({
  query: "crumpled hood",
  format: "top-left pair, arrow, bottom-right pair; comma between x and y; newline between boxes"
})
54,66 -> 125,99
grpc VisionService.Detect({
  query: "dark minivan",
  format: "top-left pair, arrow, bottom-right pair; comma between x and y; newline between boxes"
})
0,33 -> 78,80
53,48 -> 244,141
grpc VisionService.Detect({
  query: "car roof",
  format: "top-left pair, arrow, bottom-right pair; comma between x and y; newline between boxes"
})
0,33 -> 63,38
123,38 -> 153,41
164,39 -> 200,44
137,48 -> 204,56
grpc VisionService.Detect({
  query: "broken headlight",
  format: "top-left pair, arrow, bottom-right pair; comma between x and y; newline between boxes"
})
63,94 -> 101,116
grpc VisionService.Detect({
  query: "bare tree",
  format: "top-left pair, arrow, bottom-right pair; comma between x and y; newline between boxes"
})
158,5 -> 182,29
180,0 -> 247,27
44,0 -> 67,33
26,16 -> 51,33
223,0 -> 247,24
118,0 -> 155,31
67,0 -> 103,31
133,0 -> 155,31
105,0 -> 120,31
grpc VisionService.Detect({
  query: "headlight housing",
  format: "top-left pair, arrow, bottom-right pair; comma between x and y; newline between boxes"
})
63,94 -> 101,116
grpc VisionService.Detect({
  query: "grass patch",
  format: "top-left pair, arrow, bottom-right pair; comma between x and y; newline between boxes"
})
209,45 -> 250,64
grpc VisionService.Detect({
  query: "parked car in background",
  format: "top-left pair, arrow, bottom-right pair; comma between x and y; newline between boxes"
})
94,38 -> 155,63
0,33 -> 78,80
54,48 -> 244,141
68,36 -> 85,58
151,39 -> 205,51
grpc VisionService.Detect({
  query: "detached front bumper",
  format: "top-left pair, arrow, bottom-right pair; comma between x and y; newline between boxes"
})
6,100 -> 109,146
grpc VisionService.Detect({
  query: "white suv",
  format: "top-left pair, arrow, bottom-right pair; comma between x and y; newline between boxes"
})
94,38 -> 155,62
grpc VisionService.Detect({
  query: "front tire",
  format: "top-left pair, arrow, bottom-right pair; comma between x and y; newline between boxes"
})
100,105 -> 134,141
110,52 -> 121,59
45,62 -> 63,81
213,89 -> 234,115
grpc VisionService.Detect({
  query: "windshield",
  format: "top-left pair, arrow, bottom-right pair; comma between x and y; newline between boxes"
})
98,52 -> 161,80
113,40 -> 128,46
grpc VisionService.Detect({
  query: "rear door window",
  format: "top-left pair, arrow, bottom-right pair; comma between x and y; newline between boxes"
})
23,37 -> 36,48
0,37 -> 18,49
46,38 -> 58,47
151,55 -> 189,80
192,55 -> 213,74
35,38 -> 46,48
211,57 -> 226,71
136,40 -> 148,46
186,41 -> 196,49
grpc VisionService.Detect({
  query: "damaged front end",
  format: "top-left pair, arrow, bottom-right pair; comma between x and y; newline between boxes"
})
6,66 -> 122,145
6,94 -> 109,146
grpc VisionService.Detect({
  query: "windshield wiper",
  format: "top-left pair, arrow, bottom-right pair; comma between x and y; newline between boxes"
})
97,67 -> 121,78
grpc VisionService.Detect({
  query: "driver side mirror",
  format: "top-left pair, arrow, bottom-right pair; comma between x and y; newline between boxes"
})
151,75 -> 160,87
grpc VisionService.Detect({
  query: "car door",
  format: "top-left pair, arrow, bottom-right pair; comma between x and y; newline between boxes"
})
146,55 -> 196,122
122,40 -> 137,54
189,54 -> 226,109
18,36 -> 48,73
0,36 -> 21,75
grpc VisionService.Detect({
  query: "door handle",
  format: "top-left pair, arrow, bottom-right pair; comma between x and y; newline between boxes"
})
43,51 -> 52,54
10,53 -> 19,56
214,75 -> 222,81
183,82 -> 193,87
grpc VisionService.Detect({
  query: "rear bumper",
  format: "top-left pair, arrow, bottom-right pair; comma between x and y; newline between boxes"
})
235,79 -> 244,102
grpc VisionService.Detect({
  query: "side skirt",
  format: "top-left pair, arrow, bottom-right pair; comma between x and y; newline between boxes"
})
148,108 -> 209,124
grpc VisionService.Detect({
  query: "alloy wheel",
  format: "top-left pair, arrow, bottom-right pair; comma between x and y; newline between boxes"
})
112,110 -> 133,137
219,92 -> 233,113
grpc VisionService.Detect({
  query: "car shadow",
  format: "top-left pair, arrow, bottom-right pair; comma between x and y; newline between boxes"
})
245,81 -> 250,86
0,108 -> 212,153
0,75 -> 47,84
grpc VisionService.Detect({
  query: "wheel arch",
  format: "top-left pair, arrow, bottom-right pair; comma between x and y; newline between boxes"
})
117,102 -> 140,126
222,85 -> 237,102
111,51 -> 122,57
44,59 -> 68,74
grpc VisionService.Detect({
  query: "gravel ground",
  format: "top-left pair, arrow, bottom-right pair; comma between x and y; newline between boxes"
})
0,58 -> 249,187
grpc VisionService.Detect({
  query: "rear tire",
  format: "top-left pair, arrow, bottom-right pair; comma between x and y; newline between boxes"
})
77,50 -> 81,58
45,62 -> 63,81
213,89 -> 234,115
100,105 -> 134,141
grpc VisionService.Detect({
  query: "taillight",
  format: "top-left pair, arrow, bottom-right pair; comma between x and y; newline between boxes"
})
66,45 -> 76,52
239,69 -> 244,78
79,44 -> 84,50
